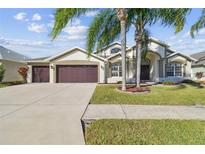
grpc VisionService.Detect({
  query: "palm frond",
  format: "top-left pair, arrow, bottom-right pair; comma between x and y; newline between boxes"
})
141,29 -> 150,60
86,9 -> 135,54
86,9 -> 115,53
157,8 -> 191,33
191,9 -> 205,38
50,8 -> 92,39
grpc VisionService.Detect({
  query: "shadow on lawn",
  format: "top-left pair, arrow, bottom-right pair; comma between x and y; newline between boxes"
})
181,79 -> 204,88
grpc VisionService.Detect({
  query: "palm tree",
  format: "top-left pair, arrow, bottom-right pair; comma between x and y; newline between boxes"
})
87,9 -> 190,87
191,9 -> 205,37
51,8 -> 128,90
116,8 -> 127,91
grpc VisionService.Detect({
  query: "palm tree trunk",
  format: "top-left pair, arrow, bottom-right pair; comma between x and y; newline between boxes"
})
117,8 -> 127,91
121,20 -> 126,91
135,27 -> 143,88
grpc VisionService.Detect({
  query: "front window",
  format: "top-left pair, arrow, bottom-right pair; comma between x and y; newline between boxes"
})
111,48 -> 121,54
166,62 -> 182,77
111,63 -> 122,77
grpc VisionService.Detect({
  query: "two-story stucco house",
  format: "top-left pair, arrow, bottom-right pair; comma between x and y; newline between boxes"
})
27,38 -> 196,83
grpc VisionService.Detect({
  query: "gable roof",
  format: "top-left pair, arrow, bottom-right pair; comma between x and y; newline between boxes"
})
46,47 -> 107,62
191,51 -> 205,61
167,48 -> 197,61
149,37 -> 170,47
93,41 -> 130,54
0,46 -> 28,62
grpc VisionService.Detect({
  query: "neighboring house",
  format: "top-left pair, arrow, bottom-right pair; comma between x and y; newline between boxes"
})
191,51 -> 205,80
0,46 -> 28,82
27,38 -> 195,83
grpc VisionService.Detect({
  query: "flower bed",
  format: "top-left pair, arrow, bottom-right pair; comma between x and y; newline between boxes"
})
117,85 -> 150,93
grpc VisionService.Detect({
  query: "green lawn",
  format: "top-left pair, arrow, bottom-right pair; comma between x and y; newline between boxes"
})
0,81 -> 24,88
90,84 -> 205,105
85,119 -> 205,144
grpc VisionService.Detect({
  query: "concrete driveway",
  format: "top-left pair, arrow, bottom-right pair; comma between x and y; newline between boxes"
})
0,83 -> 96,144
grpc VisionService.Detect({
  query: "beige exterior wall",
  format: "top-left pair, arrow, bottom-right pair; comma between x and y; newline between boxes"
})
148,42 -> 166,58
147,52 -> 160,82
0,59 -> 26,82
107,49 -> 161,83
50,49 -> 106,83
27,49 -> 106,83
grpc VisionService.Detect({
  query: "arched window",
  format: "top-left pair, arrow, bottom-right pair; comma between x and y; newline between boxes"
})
111,48 -> 121,54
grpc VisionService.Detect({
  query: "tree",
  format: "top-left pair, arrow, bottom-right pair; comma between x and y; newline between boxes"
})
86,8 -> 190,87
116,8 -> 127,91
51,8 -> 128,90
0,64 -> 5,82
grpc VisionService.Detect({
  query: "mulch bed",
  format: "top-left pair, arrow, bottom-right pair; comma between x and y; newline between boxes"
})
117,85 -> 150,93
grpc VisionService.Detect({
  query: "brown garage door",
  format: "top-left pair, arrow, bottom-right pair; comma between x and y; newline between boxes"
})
56,65 -> 98,83
32,66 -> 49,83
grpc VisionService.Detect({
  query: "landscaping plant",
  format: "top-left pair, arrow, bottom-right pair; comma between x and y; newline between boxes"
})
195,72 -> 204,79
18,66 -> 29,82
0,64 -> 6,82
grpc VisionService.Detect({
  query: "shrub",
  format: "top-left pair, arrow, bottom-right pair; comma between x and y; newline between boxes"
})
0,64 -> 6,82
195,72 -> 204,79
197,80 -> 205,85
162,81 -> 176,85
182,79 -> 202,87
117,81 -> 122,84
18,66 -> 29,82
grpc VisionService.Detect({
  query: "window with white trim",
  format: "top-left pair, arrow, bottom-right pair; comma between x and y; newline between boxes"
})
166,62 -> 182,77
111,63 -> 122,77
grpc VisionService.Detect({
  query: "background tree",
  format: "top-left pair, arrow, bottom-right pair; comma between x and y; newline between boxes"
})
0,64 -> 6,82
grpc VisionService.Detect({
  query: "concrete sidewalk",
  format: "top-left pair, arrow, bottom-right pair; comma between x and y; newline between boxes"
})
82,104 -> 205,120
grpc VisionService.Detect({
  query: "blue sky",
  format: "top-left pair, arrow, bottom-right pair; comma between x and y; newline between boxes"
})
0,8 -> 204,58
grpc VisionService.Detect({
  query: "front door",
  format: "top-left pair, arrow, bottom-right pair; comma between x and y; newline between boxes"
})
140,65 -> 150,80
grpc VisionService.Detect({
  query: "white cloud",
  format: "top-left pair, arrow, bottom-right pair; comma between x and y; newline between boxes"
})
32,13 -> 42,21
28,23 -> 47,33
63,25 -> 87,35
60,25 -> 88,41
169,36 -> 177,40
194,39 -> 205,44
182,31 -> 191,38
14,12 -> 27,21
70,19 -> 81,26
49,14 -> 54,18
47,20 -> 54,28
84,10 -> 99,17
198,28 -> 205,35
54,19 -> 88,41
0,36 -> 52,47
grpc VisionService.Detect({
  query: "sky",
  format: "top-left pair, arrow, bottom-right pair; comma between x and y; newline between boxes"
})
0,8 -> 204,58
